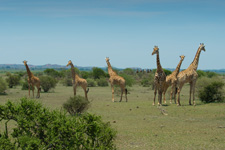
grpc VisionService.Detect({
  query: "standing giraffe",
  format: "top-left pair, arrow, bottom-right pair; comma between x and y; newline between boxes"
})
152,46 -> 166,106
105,57 -> 128,102
163,55 -> 185,104
23,60 -> 41,98
66,60 -> 89,99
177,43 -> 206,106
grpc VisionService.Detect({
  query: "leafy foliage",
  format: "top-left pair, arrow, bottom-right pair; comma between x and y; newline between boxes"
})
96,78 -> 109,87
44,68 -> 63,78
197,77 -> 224,103
63,96 -> 90,115
0,98 -> 116,149
163,69 -> 172,76
86,78 -> 97,87
0,77 -> 7,94
39,76 -> 57,92
92,67 -> 106,79
119,73 -> 135,87
5,73 -> 21,88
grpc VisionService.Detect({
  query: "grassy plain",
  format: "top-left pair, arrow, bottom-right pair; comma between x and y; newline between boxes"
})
0,83 -> 225,150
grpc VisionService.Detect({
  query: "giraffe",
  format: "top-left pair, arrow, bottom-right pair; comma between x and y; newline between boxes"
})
66,60 -> 89,99
163,55 -> 185,104
105,57 -> 128,102
176,43 -> 206,106
152,46 -> 166,106
23,60 -> 41,98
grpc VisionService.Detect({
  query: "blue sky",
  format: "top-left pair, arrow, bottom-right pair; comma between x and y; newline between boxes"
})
0,0 -> 224,69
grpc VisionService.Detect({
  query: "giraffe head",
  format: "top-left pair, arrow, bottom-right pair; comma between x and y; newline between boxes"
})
66,60 -> 73,67
199,43 -> 206,51
105,57 -> 110,62
23,60 -> 27,65
180,55 -> 185,61
152,46 -> 159,55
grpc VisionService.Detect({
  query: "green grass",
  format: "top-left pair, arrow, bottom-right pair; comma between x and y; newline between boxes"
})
0,84 -> 225,150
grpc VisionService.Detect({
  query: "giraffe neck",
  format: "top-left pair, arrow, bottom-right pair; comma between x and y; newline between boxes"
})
172,58 -> 184,77
189,47 -> 202,70
106,61 -> 116,76
70,63 -> 76,81
156,52 -> 163,71
25,64 -> 33,79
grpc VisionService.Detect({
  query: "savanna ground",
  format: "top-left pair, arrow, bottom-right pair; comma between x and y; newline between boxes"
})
0,83 -> 225,150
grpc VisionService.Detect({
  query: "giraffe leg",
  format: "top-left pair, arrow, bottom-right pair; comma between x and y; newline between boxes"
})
163,87 -> 168,104
120,88 -> 123,102
153,87 -> 157,106
158,90 -> 162,106
192,81 -> 196,106
82,86 -> 88,100
36,86 -> 40,98
170,85 -> 175,104
111,85 -> 114,102
189,82 -> 193,105
73,84 -> 77,96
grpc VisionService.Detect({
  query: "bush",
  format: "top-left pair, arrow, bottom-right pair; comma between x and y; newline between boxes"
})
97,78 -> 108,87
197,70 -> 206,78
86,78 -> 97,87
119,73 -> 135,87
81,71 -> 90,79
62,78 -> 73,86
44,68 -> 63,78
5,73 -> 21,88
0,98 -> 116,149
39,76 -> 57,92
163,69 -> 172,76
21,81 -> 29,90
0,77 -> 7,94
197,77 -> 224,103
63,96 -> 90,115
92,67 -> 106,79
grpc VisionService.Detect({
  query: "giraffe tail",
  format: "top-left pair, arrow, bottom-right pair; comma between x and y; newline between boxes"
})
86,88 -> 89,94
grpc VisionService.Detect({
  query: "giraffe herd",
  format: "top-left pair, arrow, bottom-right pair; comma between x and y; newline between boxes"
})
23,43 -> 205,106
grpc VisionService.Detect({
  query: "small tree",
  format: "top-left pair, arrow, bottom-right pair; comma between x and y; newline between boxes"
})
0,77 -> 7,94
5,73 -> 21,88
97,78 -> 108,87
63,96 -> 90,115
197,77 -> 224,103
119,73 -> 135,87
39,76 -> 57,92
92,67 -> 106,79
0,98 -> 116,149
86,78 -> 97,87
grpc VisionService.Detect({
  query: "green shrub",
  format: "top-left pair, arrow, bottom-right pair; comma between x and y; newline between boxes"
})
62,78 -> 73,86
197,77 -> 224,103
86,78 -> 97,87
97,78 -> 108,87
39,76 -> 57,92
63,96 -> 90,115
141,78 -> 151,87
206,71 -> 218,78
163,69 -> 172,76
92,67 -> 106,79
21,81 -> 29,90
0,77 -> 7,94
44,68 -> 63,78
5,73 -> 21,88
0,98 -> 116,149
197,70 -> 207,78
81,71 -> 90,79
119,73 -> 135,87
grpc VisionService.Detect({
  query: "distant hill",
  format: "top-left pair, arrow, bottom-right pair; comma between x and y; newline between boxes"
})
0,64 -> 224,74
